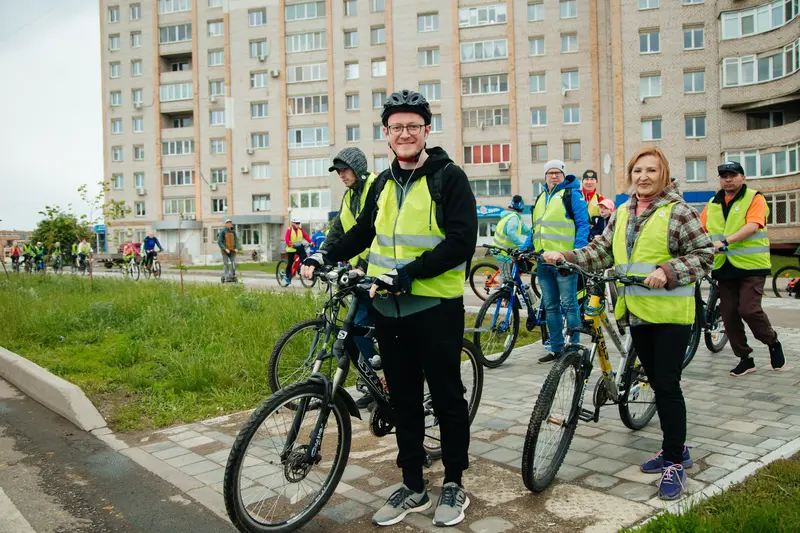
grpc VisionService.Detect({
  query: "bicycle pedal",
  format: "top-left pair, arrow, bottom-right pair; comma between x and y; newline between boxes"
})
577,408 -> 595,422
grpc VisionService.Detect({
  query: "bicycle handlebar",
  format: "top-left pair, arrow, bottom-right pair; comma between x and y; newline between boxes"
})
482,244 -> 540,262
554,259 -> 651,290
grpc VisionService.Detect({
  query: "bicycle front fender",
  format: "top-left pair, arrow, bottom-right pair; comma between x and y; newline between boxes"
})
306,373 -> 362,421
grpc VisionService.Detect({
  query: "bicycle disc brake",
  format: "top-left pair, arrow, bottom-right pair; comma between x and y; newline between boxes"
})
284,445 -> 317,482
369,406 -> 394,437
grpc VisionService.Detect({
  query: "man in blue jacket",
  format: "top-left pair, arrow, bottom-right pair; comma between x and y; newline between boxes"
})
524,160 -> 589,363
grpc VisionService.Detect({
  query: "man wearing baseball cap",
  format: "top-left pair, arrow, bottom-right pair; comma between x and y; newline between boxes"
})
217,218 -> 240,282
581,169 -> 604,219
700,161 -> 786,376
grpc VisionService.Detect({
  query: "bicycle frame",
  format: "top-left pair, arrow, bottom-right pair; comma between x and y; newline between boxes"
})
491,257 -> 543,332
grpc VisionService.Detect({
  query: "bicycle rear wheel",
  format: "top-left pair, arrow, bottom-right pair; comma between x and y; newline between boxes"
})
683,317 -> 701,369
772,266 -> 800,298
521,348 -> 583,493
300,273 -> 316,288
423,339 -> 484,459
276,261 -> 290,287
473,289 -> 519,368
703,291 -> 728,353
469,262 -> 500,302
618,347 -> 657,431
268,318 -> 334,395
223,382 -> 351,533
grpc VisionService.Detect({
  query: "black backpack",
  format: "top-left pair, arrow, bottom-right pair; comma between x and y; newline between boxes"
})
370,163 -> 452,229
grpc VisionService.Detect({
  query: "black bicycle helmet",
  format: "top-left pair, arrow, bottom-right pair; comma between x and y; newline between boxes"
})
381,90 -> 432,126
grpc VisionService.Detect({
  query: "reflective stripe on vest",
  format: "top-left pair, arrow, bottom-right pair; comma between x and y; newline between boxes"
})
286,227 -> 303,252
612,201 -> 694,325
339,173 -> 377,265
493,212 -> 524,249
705,188 -> 771,271
531,191 -> 576,252
366,176 -> 465,298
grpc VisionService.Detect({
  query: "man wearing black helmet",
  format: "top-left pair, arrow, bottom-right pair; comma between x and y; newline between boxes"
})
302,90 -> 478,527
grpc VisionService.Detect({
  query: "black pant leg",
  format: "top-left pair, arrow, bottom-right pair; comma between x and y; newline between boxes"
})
286,251 -> 296,279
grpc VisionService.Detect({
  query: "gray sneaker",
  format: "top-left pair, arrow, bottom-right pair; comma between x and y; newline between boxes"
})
432,482 -> 470,527
372,485 -> 431,526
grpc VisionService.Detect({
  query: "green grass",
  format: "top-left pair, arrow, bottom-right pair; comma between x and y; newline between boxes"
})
466,312 -> 542,350
0,276 -> 317,431
177,261 -> 279,273
771,254 -> 799,276
621,454 -> 800,533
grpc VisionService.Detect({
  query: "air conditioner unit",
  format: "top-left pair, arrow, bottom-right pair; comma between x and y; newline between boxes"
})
498,162 -> 511,171
134,103 -> 142,110
136,187 -> 146,196
210,183 -> 218,191
241,166 -> 250,174
210,96 -> 218,104
270,69 -> 280,78
188,214 -> 196,220
246,148 -> 254,155
259,55 -> 267,63
639,95 -> 647,104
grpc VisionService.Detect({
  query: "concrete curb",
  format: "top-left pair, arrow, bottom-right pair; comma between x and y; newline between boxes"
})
0,346 -> 107,432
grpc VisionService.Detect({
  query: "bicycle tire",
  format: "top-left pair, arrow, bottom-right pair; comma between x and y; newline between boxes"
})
772,266 -> 800,298
469,262 -> 500,302
521,348 -> 583,493
300,274 -> 316,288
276,261 -> 290,287
683,317 -> 701,369
618,347 -> 657,431
423,339 -> 484,459
268,318 -> 332,395
154,261 -> 162,278
223,381 -> 351,533
473,289 -> 519,368
703,291 -> 728,353
132,263 -> 140,281
143,264 -> 151,279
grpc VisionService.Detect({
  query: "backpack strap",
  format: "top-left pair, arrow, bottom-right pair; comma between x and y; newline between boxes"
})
563,187 -> 574,221
426,162 -> 451,229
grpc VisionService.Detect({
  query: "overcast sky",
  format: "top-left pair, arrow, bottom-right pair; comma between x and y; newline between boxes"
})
0,0 -> 103,231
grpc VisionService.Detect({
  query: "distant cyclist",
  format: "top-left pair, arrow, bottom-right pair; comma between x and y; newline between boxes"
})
77,239 -> 93,270
33,242 -> 46,271
142,232 -> 164,270
492,194 -> 531,275
310,226 -> 326,254
10,242 -> 22,270
122,241 -> 140,264
50,241 -> 64,269
22,241 -> 34,270
284,217 -> 311,283
71,240 -> 79,271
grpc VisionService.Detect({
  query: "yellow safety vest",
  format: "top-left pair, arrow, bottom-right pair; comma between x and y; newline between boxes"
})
286,227 -> 304,252
532,190 -> 575,252
585,190 -> 601,218
706,188 -> 771,272
339,173 -> 376,265
367,176 -> 465,298
493,212 -> 524,250
612,202 -> 695,325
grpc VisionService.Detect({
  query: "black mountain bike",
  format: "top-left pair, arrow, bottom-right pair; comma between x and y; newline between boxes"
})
683,275 -> 728,368
224,266 -> 484,533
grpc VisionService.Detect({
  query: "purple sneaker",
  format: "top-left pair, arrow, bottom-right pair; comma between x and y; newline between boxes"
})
658,462 -> 686,500
640,447 -> 693,474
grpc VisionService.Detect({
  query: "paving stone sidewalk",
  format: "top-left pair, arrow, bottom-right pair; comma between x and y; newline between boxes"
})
112,323 -> 800,533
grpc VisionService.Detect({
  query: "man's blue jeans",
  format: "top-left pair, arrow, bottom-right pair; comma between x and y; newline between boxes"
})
354,294 -> 377,367
537,263 -> 581,354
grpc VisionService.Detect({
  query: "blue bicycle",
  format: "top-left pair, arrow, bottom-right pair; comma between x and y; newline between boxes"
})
473,245 -> 550,368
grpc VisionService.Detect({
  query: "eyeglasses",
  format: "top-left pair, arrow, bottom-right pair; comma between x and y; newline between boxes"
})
387,124 -> 424,135
545,171 -> 563,177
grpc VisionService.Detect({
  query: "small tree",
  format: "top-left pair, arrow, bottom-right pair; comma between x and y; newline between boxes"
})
78,181 -> 131,288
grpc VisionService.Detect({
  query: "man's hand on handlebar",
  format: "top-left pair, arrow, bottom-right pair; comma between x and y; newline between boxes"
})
542,251 -> 565,265
368,267 -> 412,299
301,252 -> 325,279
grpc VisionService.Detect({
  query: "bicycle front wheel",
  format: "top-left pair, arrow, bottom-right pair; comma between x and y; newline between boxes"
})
132,264 -> 140,281
703,291 -> 728,353
224,382 -> 351,533
423,339 -> 484,459
521,348 -> 583,493
268,318 -> 333,395
300,274 -> 316,288
469,262 -> 500,302
473,289 -> 519,368
772,266 -> 800,298
276,261 -> 290,287
618,347 -> 657,431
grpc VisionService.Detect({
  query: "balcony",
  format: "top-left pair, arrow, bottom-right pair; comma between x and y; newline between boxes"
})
720,70 -> 800,108
721,121 -> 800,151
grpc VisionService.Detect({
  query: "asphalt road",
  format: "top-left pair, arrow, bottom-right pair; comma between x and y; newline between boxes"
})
0,378 -> 236,533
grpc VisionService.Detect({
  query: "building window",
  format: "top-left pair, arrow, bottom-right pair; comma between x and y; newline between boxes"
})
209,80 -> 225,97
528,1 -> 544,22
112,147 -> 123,161
726,144 -> 799,179
529,37 -> 545,57
109,5 -> 120,23
642,118 -> 663,141
288,127 -> 329,148
109,34 -> 120,51
639,0 -> 659,9
418,48 -> 440,67
764,192 -> 799,226
371,26 -> 386,45
159,83 -> 193,102
344,30 -> 358,48
346,93 -> 360,111
462,74 -> 509,95
249,9 -> 267,27
210,110 -> 226,126
159,23 -> 192,44
370,0 -> 385,13
683,0 -> 704,4
529,72 -> 546,93
685,159 -> 707,182
208,21 -> 224,37
240,224 -> 261,245
373,124 -> 387,140
683,26 -> 704,50
134,172 -> 145,188
134,145 -> 145,160
286,31 -> 326,53
111,119 -> 123,134
110,91 -> 122,106
721,2 -> 799,40
135,202 -> 146,217
210,198 -> 227,214
250,40 -> 269,58
420,82 -> 441,101
159,0 -> 191,15
564,106 -> 580,125
131,60 -> 142,76
250,71 -> 268,88
130,4 -> 141,20
161,139 -> 194,156
211,168 -> 228,184
345,62 -> 360,80
372,91 -> 386,109
374,156 -> 389,172
461,39 -> 508,62
431,114 -> 442,133
285,1 -> 326,21
251,102 -> 268,118
170,117 -> 192,128
531,107 -> 547,127
684,71 -> 705,93
470,178 -> 512,197
247,163 -> 268,180
251,133 -> 269,149
640,30 -> 660,54
288,95 -> 328,115
463,144 -> 511,164
561,34 -> 578,54
133,117 -> 144,132
287,62 -> 327,83
418,13 -> 439,32
131,32 -> 141,48
290,189 -> 332,209
747,111 -> 784,130
561,70 -> 579,91
463,107 -> 510,128
290,158 -> 330,177
112,174 -> 124,189
209,49 -> 224,67
560,0 -> 577,19
131,89 -> 143,105
371,59 -> 387,78
640,74 -> 661,98
252,195 -> 270,212
346,126 -> 360,142
344,0 -> 357,17
161,168 -> 194,186
685,115 -> 706,138
459,5 -> 507,27
110,62 -> 121,78
531,143 -> 548,163
563,141 -> 581,161
163,198 -> 195,215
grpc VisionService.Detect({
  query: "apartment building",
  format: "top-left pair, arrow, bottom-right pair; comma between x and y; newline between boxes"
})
100,0 -> 799,262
